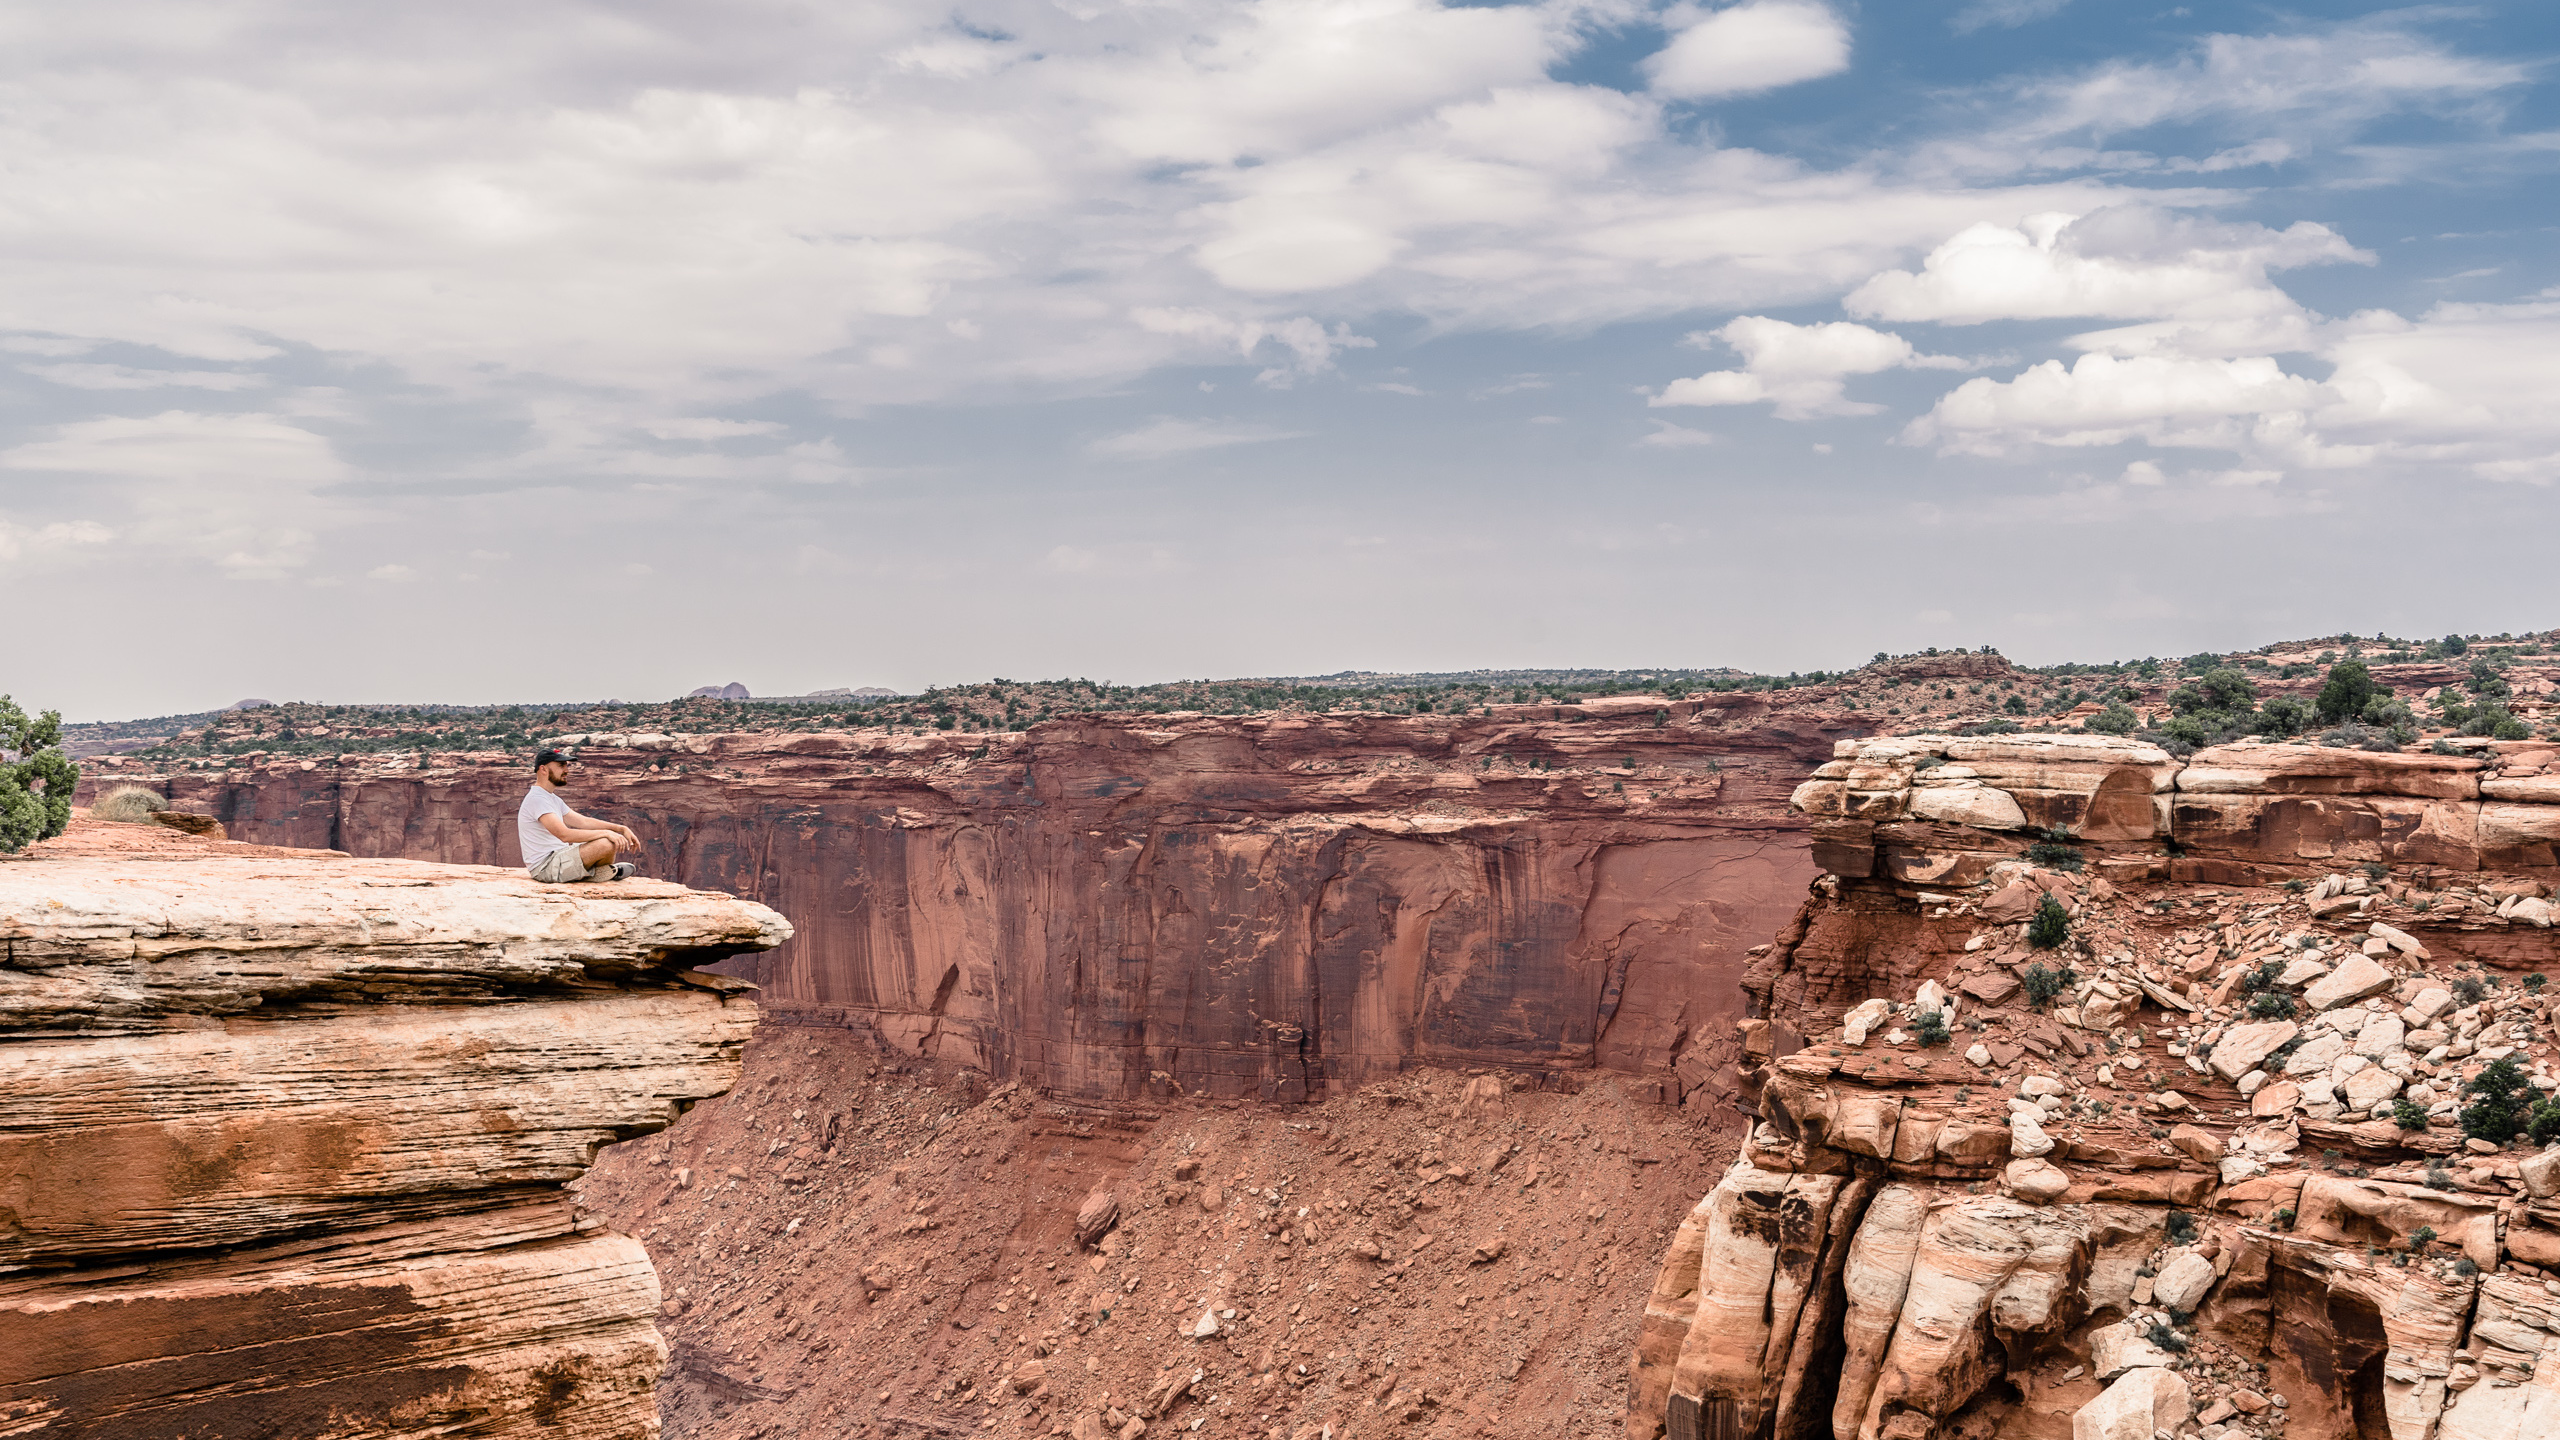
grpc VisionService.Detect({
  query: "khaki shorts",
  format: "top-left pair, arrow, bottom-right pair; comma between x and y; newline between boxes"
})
529,844 -> 612,883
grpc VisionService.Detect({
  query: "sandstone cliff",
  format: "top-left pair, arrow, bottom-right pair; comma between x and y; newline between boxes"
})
78,698 -> 1872,1103
0,816 -> 788,1437
1634,734 -> 2560,1440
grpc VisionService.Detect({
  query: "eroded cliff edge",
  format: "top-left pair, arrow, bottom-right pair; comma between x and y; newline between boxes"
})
1632,734 -> 2560,1440
79,697 -> 1873,1103
0,817 -> 788,1438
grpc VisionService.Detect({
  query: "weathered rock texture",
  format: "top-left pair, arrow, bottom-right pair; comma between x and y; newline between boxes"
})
80,700 -> 1866,1102
1635,732 -> 2560,1440
0,818 -> 786,1438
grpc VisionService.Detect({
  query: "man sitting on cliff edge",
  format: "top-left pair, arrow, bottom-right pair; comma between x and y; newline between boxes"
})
519,747 -> 641,883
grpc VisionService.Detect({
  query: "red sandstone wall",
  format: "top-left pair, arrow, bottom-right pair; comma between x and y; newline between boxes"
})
80,698 -> 1864,1101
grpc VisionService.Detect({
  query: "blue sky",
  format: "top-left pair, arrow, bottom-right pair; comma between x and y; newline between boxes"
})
2,1 -> 2556,717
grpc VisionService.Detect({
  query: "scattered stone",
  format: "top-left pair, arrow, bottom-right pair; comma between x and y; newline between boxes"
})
2089,1320 -> 2175,1380
2210,1020 -> 2299,1083
1075,1186 -> 1121,1248
2304,954 -> 2397,1011
2368,922 -> 2431,960
2004,1158 -> 2071,1204
2010,1115 -> 2055,1158
1965,1043 -> 1992,1068
2073,1366 -> 2192,1440
2168,1125 -> 2223,1166
1842,998 -> 1892,1047
2152,1252 -> 2218,1312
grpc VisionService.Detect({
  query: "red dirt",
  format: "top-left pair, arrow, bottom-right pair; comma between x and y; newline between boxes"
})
581,1021 -> 1741,1440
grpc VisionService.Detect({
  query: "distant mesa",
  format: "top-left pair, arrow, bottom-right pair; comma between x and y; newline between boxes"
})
687,683 -> 751,701
225,698 -> 274,710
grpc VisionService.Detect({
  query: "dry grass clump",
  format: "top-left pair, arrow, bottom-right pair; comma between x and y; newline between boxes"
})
91,785 -> 168,822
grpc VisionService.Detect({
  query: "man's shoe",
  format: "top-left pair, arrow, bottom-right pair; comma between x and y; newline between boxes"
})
610,862 -> 638,880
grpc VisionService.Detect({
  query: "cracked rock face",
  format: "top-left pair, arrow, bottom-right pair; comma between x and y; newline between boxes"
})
79,704 -> 1855,1102
1632,730 -> 2560,1440
0,819 -> 786,1438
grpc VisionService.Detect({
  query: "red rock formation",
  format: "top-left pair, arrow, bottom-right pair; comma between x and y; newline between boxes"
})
0,817 -> 788,1437
80,698 -> 1877,1103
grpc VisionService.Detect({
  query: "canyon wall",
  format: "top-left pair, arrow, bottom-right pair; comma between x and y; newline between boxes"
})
79,696 -> 1871,1102
0,818 -> 787,1437
1635,733 -> 2560,1440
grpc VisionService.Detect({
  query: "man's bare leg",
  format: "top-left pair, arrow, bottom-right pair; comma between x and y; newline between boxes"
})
578,836 -> 622,867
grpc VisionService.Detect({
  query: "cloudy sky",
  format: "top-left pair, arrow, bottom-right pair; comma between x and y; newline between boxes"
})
4,1 -> 2556,718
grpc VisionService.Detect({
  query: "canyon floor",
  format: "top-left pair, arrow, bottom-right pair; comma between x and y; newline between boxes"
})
581,1023 -> 1740,1440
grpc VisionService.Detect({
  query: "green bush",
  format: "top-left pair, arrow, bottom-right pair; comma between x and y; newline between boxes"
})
2461,1056 -> 2530,1142
2165,1210 -> 2199,1246
2408,1225 -> 2437,1252
2313,660 -> 2380,724
2529,1099 -> 2560,1147
0,696 -> 77,854
2248,991 -> 2299,1020
2023,840 -> 2084,872
1911,1009 -> 1951,1047
2086,702 -> 2139,735
2021,961 -> 2077,1009
2028,894 -> 2071,949
2392,1097 -> 2429,1130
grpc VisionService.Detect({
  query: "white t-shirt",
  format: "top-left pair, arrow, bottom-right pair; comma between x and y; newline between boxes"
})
519,786 -> 575,868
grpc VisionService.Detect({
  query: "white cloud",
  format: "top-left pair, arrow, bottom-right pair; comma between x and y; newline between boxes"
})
1905,353 -> 2328,455
1088,417 -> 1311,460
1652,316 -> 1966,420
0,410 -> 350,576
2021,21 -> 2529,141
1644,3 -> 1852,100
1951,0 -> 2070,35
24,362 -> 266,391
0,517 -> 111,563
1846,207 -> 2367,357
1639,422 -> 1716,448
366,563 -> 417,581
642,418 -> 787,441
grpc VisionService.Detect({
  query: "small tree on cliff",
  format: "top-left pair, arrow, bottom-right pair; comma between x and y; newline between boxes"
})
2028,894 -> 2071,950
0,695 -> 78,854
2313,660 -> 2380,725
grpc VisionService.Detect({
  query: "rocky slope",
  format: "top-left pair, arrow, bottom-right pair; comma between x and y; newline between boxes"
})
77,695 -> 1879,1105
0,815 -> 788,1438
1633,734 -> 2560,1440
577,1018 -> 1733,1440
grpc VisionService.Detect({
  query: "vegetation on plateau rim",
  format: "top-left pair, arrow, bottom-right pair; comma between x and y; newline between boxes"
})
78,626 -> 2560,765
0,696 -> 77,853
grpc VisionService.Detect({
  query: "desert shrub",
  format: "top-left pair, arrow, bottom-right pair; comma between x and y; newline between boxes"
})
2273,1206 -> 2296,1230
2028,894 -> 2071,949
2021,961 -> 2077,1008
91,785 -> 167,823
2529,1099 -> 2560,1147
1912,1009 -> 1951,1047
2086,702 -> 2139,735
2455,1257 -> 2480,1277
2257,694 -> 2311,737
2024,840 -> 2084,872
2313,660 -> 2380,724
2453,975 -> 2490,1006
2464,704 -> 2531,740
2461,1056 -> 2530,1142
2530,974 -> 2549,993
2249,991 -> 2299,1020
2408,1225 -> 2437,1252
0,696 -> 77,855
2241,959 -> 2287,995
2165,1210 -> 2199,1246
2393,1097 -> 2430,1130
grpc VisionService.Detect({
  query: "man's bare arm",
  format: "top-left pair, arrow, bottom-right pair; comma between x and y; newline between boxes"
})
540,811 -> 640,848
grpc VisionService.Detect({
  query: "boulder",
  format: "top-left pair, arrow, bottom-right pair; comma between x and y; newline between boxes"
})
2152,1251 -> 2218,1312
2341,1066 -> 2405,1111
2167,1125 -> 2223,1167
2250,1081 -> 2303,1118
2209,1020 -> 2300,1083
2304,954 -> 2397,1011
1075,1186 -> 1122,1248
2355,1012 -> 2407,1057
2072,1367 -> 2192,1440
2520,1147 -> 2560,1201
2010,1116 -> 2055,1158
1842,998 -> 1893,1047
2369,922 -> 2432,960
2283,1033 -> 2351,1076
2088,1320 -> 2175,1381
2004,1159 -> 2072,1204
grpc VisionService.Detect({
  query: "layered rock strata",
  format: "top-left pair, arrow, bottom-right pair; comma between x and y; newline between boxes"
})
1635,734 -> 2560,1440
79,699 -> 1867,1102
0,819 -> 787,1437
